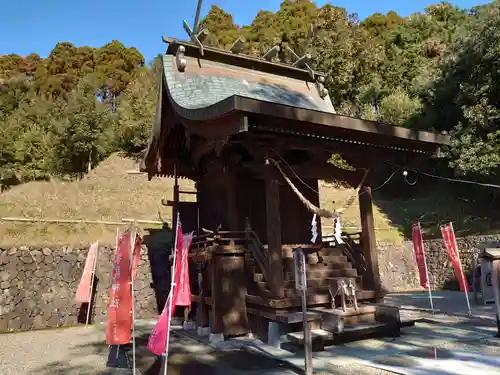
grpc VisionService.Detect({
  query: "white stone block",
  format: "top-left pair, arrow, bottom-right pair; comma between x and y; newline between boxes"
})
267,321 -> 281,348
183,321 -> 196,330
209,333 -> 224,344
197,326 -> 210,337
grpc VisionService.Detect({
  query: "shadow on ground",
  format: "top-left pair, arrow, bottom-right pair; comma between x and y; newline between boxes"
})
32,329 -> 300,375
143,223 -> 173,313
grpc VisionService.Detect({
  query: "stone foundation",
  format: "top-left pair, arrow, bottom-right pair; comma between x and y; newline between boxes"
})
0,245 -> 159,332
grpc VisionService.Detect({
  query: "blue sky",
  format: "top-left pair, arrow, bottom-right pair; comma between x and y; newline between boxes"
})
0,0 -> 488,64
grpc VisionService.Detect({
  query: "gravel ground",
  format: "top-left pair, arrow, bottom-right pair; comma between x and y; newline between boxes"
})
0,324 -> 124,375
1,297 -> 498,375
0,322 -> 394,375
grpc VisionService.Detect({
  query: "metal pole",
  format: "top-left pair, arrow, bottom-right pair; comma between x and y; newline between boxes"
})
164,212 -> 180,375
491,260 -> 500,337
129,225 -> 138,375
294,248 -> 312,375
301,288 -> 313,375
419,223 -> 434,314
85,242 -> 99,328
115,229 -> 120,361
450,222 -> 472,316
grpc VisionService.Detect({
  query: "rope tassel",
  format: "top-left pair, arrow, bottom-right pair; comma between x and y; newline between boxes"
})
310,214 -> 318,243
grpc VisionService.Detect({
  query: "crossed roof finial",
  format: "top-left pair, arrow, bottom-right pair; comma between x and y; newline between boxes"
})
183,0 -> 207,56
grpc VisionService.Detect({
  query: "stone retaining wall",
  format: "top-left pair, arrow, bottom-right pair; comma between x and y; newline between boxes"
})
0,245 -> 159,332
379,234 -> 500,292
1,233 -> 499,332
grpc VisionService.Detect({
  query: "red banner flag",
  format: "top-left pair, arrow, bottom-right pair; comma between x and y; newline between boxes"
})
176,233 -> 193,306
75,241 -> 98,304
441,223 -> 468,292
147,219 -> 194,355
412,223 -> 430,288
106,229 -> 140,345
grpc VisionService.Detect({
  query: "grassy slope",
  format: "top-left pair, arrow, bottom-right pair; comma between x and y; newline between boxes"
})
1,154 -> 499,246
0,154 -> 195,246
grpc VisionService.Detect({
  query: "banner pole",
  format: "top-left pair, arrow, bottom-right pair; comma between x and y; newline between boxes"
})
450,222 -> 472,316
129,223 -> 138,375
85,241 -> 99,328
164,212 -> 180,375
419,223 -> 434,314
115,228 -> 120,360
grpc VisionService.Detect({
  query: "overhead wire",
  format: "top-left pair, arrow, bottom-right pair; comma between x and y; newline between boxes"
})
388,162 -> 500,189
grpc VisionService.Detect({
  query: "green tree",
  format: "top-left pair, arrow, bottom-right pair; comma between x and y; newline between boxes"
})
377,89 -> 422,125
418,2 -> 500,175
117,67 -> 158,154
49,78 -> 117,178
93,40 -> 145,108
199,5 -> 242,50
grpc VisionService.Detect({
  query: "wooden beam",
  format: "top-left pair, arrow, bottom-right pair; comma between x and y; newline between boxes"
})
358,186 -> 382,292
191,294 -> 214,305
265,177 -> 285,298
242,161 -> 364,186
234,132 -> 431,168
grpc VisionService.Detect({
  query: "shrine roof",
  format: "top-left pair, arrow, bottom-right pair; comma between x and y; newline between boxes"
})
159,38 -> 449,145
140,37 -> 451,179
162,38 -> 336,118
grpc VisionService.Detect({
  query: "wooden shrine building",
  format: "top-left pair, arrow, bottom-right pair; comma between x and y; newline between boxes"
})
141,35 -> 450,345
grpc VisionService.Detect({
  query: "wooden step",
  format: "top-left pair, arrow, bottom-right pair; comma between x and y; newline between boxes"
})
246,289 -> 386,309
282,247 -> 344,258
253,268 -> 358,283
311,304 -> 400,333
246,307 -> 322,324
286,322 -> 399,350
311,306 -> 377,330
283,255 -> 351,268
284,268 -> 358,281
318,247 -> 346,256
256,276 -> 363,289
258,286 -> 379,300
287,329 -> 332,351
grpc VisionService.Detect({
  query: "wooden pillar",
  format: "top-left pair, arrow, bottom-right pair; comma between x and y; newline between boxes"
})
225,167 -> 239,230
172,172 -> 180,230
209,256 -> 223,334
358,186 -> 382,291
196,263 -> 209,328
265,178 -> 285,298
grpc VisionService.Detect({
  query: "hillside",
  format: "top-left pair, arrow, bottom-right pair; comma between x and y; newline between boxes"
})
0,154 -> 195,246
2,153 -> 500,247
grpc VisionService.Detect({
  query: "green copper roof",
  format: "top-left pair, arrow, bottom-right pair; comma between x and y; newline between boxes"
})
162,54 -> 336,115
